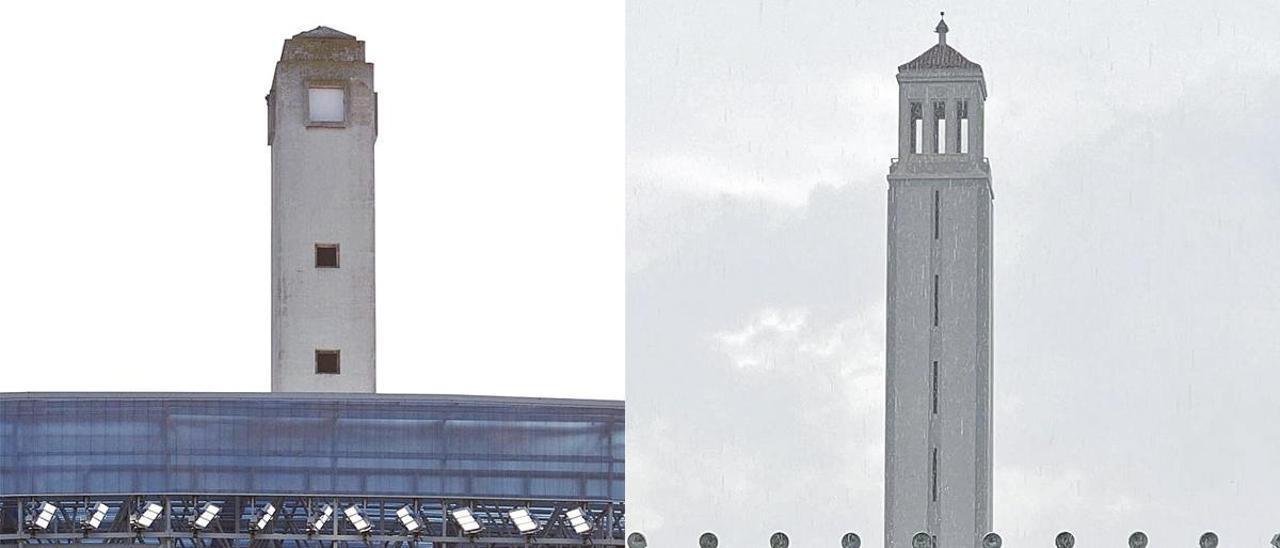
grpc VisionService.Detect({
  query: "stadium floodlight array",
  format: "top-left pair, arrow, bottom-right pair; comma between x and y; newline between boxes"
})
450,507 -> 483,534
83,503 -> 110,531
565,507 -> 594,535
251,503 -> 276,531
396,506 -> 423,534
29,502 -> 58,530
132,503 -> 164,530
192,503 -> 220,531
344,505 -> 373,534
308,504 -> 334,533
509,507 -> 541,535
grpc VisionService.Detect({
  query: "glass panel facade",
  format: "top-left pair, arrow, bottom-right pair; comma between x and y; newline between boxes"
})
0,393 -> 623,500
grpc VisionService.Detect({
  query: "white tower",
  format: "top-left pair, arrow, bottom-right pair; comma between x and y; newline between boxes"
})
267,27 -> 377,393
885,15 -> 992,548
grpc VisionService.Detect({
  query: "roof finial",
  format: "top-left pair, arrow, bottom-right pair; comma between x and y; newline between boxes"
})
936,11 -> 949,46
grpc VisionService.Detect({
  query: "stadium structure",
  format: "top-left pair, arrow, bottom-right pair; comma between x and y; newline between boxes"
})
0,27 -> 624,547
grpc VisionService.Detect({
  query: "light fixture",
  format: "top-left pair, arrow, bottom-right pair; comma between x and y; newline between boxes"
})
132,503 -> 163,530
308,504 -> 334,533
1129,532 -> 1148,548
699,532 -> 719,548
628,532 -> 649,548
565,507 -> 593,535
396,506 -> 423,534
344,505 -> 372,534
1056,532 -> 1075,548
450,507 -> 482,534
508,507 -> 540,534
770,532 -> 790,548
83,503 -> 109,531
251,503 -> 276,531
30,502 -> 58,530
192,503 -> 220,531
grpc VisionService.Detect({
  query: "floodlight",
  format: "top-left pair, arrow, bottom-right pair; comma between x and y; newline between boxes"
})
699,532 -> 719,548
83,503 -> 109,531
192,503 -> 220,531
308,504 -> 334,533
449,507 -> 483,534
982,533 -> 1002,548
132,503 -> 163,530
251,503 -> 276,531
565,507 -> 593,535
396,506 -> 423,534
30,502 -> 57,530
1056,532 -> 1075,548
508,507 -> 540,534
770,532 -> 791,548
344,505 -> 372,534
627,532 -> 649,548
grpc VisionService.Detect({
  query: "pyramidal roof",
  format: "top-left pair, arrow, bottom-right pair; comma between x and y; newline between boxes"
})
293,26 -> 356,40
898,43 -> 981,71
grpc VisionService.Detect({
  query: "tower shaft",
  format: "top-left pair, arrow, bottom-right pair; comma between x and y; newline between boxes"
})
267,27 -> 377,392
885,18 -> 991,548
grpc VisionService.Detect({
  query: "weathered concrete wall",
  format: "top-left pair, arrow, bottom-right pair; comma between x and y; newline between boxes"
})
268,28 -> 376,393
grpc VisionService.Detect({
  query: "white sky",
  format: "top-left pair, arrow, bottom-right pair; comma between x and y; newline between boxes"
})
0,1 -> 623,399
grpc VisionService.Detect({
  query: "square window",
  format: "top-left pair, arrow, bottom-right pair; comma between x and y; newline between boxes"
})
308,87 -> 345,123
315,244 -> 339,268
315,350 -> 340,375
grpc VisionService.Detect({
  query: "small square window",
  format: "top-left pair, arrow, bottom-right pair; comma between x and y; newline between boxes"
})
315,350 -> 340,374
308,87 -> 345,123
315,244 -> 339,268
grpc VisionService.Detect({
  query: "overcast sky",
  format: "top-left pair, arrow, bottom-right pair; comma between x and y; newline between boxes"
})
0,1 -> 622,400
5,1 -> 1280,546
628,0 -> 1280,547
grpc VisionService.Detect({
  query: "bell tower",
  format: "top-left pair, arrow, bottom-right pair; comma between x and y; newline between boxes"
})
267,27 -> 377,393
884,14 -> 992,548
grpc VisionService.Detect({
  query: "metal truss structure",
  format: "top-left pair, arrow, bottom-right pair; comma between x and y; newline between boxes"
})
0,493 -> 624,547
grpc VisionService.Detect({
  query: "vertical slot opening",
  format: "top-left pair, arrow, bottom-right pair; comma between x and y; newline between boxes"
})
911,102 -> 923,154
934,101 -> 947,154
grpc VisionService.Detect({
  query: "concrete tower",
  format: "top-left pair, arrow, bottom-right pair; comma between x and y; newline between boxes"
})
267,27 -> 377,392
885,15 -> 992,548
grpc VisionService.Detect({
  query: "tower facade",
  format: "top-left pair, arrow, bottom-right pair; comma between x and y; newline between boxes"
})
268,27 -> 377,392
885,16 -> 992,548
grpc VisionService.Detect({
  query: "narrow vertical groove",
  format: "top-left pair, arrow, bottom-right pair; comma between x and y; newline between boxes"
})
933,274 -> 940,327
932,361 -> 938,414
934,189 -> 940,240
931,447 -> 938,502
